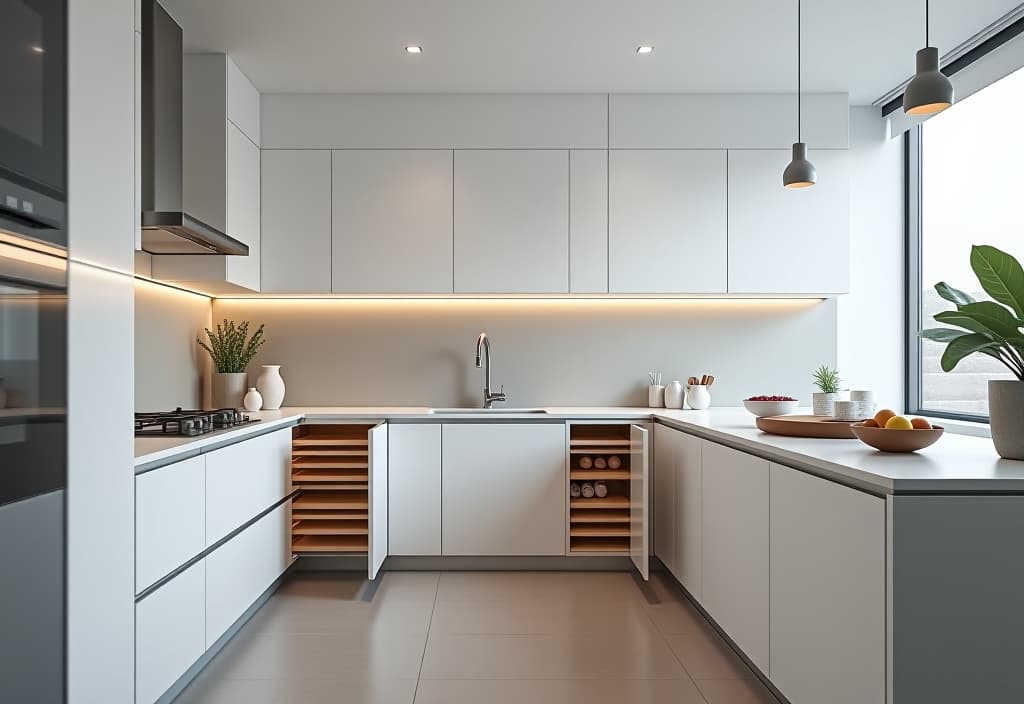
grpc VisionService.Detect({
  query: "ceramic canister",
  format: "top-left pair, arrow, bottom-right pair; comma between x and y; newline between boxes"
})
664,380 -> 684,409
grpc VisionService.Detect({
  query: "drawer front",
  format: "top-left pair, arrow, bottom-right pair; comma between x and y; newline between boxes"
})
135,455 -> 206,593
135,560 -> 205,704
206,428 -> 292,546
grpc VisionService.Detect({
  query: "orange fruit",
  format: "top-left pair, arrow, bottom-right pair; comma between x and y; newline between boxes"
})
862,418 -> 879,428
910,417 -> 932,430
885,415 -> 914,430
874,409 -> 896,427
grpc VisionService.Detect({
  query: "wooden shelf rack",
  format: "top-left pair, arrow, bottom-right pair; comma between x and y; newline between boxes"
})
568,424 -> 632,554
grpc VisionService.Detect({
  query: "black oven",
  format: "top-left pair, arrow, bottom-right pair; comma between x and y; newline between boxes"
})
0,0 -> 67,249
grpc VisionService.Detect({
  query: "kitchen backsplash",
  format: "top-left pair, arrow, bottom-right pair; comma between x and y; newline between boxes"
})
211,297 -> 837,407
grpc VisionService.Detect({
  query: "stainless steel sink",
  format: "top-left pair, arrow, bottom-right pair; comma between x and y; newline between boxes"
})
426,408 -> 549,414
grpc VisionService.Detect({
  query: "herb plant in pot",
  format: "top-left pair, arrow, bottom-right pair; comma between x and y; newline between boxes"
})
197,319 -> 266,409
920,245 -> 1024,460
811,365 -> 841,416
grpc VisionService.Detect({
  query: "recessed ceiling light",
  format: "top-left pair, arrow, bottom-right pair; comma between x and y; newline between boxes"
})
405,45 -> 422,54
636,46 -> 654,55
30,45 -> 45,53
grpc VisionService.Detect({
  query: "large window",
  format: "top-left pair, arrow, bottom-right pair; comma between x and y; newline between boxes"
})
907,65 -> 1024,420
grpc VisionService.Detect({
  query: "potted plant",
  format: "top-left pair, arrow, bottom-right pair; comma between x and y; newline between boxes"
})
920,244 -> 1024,460
197,319 -> 266,409
811,365 -> 841,416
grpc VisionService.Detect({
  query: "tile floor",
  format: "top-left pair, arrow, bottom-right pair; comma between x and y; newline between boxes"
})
176,571 -> 781,704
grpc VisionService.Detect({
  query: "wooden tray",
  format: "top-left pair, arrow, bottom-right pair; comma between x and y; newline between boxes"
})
755,415 -> 859,439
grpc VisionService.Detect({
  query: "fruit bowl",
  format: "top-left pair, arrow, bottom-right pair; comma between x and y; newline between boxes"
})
851,422 -> 944,453
743,397 -> 800,417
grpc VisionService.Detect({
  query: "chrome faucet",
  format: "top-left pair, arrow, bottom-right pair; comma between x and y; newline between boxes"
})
475,332 -> 506,409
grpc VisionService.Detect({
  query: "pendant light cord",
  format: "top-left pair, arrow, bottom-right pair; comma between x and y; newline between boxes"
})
797,0 -> 802,143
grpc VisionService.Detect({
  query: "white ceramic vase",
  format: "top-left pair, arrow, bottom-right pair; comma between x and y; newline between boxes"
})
989,380 -> 1024,460
664,381 -> 684,409
212,372 -> 247,409
686,385 -> 711,410
242,387 -> 263,412
812,392 -> 839,416
256,365 -> 286,410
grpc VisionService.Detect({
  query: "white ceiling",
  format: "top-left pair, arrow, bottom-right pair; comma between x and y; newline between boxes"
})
162,0 -> 1022,105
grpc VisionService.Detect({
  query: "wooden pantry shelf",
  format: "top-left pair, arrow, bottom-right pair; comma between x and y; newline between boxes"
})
291,509 -> 368,521
570,525 -> 630,538
292,491 -> 369,510
569,537 -> 629,553
292,535 -> 368,553
569,438 -> 632,447
292,520 -> 368,536
570,447 -> 630,455
570,496 -> 630,510
291,449 -> 368,457
292,458 -> 368,471
292,438 -> 368,447
570,509 -> 630,523
570,470 -> 630,480
292,468 -> 368,483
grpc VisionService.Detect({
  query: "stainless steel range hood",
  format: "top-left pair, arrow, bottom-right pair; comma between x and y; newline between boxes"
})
139,0 -> 248,256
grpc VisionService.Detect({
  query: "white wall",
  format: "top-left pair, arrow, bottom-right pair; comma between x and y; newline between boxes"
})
837,107 -> 905,409
213,298 -> 837,407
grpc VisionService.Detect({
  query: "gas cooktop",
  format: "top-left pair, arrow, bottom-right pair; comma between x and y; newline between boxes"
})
134,408 -> 257,437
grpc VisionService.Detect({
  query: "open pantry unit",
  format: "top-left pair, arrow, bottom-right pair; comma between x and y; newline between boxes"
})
567,422 -> 649,576
289,422 -> 389,578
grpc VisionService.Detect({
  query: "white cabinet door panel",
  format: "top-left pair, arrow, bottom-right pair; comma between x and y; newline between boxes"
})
629,424 -> 650,581
205,503 -> 290,646
673,431 -> 703,600
454,150 -> 569,293
260,149 -> 332,292
653,425 -> 676,577
225,123 -> 261,290
769,463 -> 885,704
569,149 -> 608,293
135,456 -> 206,593
701,440 -> 769,673
369,422 -> 389,579
442,424 -> 566,555
727,149 -> 850,294
206,428 -> 291,546
388,424 -> 442,556
331,150 -> 454,293
135,560 -> 205,704
608,150 -> 727,293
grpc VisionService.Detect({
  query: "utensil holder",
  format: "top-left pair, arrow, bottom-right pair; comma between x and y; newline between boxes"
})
648,385 -> 665,408
686,385 -> 711,410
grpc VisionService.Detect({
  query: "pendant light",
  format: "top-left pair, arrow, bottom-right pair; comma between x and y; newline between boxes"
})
783,0 -> 816,189
903,0 -> 954,115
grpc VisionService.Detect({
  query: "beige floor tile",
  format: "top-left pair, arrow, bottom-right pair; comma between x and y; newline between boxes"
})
413,678 -> 708,704
176,675 -> 418,704
420,632 -> 688,679
279,571 -> 439,604
665,632 -> 758,680
695,678 -> 782,704
435,571 -> 644,605
246,596 -> 434,638
428,597 -> 658,637
644,598 -> 709,636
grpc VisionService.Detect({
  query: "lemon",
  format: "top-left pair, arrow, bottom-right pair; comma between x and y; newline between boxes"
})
885,415 -> 914,430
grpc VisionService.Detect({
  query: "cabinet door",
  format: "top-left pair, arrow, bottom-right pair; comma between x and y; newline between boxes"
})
442,424 -> 566,555
569,149 -> 608,293
388,424 -> 441,556
206,429 -> 291,547
673,431 -> 703,600
653,425 -> 676,576
769,464 -> 885,704
727,149 -> 850,294
332,150 -> 454,293
368,422 -> 389,579
454,150 -> 569,293
135,455 -> 206,593
630,425 -> 651,580
701,441 -> 769,672
608,150 -> 727,293
225,123 -> 261,290
205,503 -> 290,646
260,150 -> 332,292
136,560 -> 205,704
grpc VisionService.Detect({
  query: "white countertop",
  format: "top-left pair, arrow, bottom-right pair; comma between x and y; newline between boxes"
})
134,406 -> 1023,494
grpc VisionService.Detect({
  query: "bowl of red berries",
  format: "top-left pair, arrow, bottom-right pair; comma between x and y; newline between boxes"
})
743,395 -> 800,417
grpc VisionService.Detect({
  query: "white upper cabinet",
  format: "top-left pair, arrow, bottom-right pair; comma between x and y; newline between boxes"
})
727,149 -> 850,294
332,150 -> 454,293
569,150 -> 609,293
226,58 -> 261,147
609,150 -> 727,293
260,150 -> 332,293
454,150 -> 570,293
225,123 -> 261,291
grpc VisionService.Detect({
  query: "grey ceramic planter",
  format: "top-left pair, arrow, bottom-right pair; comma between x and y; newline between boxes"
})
989,380 -> 1024,460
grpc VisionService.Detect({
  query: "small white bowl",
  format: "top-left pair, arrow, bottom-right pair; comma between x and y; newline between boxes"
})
743,399 -> 800,417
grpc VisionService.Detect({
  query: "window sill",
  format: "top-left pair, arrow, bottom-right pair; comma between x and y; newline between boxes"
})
922,416 -> 991,439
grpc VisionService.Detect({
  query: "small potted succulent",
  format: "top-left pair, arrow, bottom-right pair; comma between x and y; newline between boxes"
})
920,244 -> 1024,459
197,319 -> 266,409
811,365 -> 841,416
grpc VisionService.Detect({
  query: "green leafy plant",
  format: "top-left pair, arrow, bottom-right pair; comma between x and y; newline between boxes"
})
919,244 -> 1024,381
196,319 -> 266,373
812,365 -> 841,394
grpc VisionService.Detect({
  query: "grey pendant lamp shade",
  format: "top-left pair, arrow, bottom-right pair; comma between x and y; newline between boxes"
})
783,0 -> 815,188
903,1 -> 954,115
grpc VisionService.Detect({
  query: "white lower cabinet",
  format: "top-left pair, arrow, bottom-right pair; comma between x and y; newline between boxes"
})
205,503 -> 291,646
205,428 -> 292,546
672,430 -> 702,600
135,560 -> 205,704
653,425 -> 677,577
388,424 -> 442,555
701,440 -> 770,673
442,423 -> 566,555
769,463 -> 885,704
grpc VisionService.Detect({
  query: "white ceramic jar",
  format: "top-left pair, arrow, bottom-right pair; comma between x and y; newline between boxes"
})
686,384 -> 711,410
242,387 -> 263,412
664,380 -> 684,409
256,365 -> 286,410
